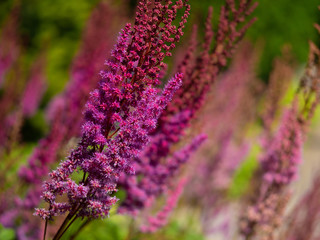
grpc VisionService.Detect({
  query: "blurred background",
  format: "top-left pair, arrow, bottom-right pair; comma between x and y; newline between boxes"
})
0,0 -> 318,142
1,0 -> 320,239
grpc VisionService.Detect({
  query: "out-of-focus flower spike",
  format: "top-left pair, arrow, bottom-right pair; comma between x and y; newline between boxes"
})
314,23 -> 320,34
261,47 -> 293,142
118,134 -> 206,215
140,177 -> 188,233
21,55 -> 47,117
118,1 -> 257,218
203,7 -> 214,53
19,1 -> 124,185
214,0 -> 258,61
167,134 -> 207,172
0,63 -> 24,152
240,105 -> 303,239
176,25 -> 198,78
34,0 -> 189,230
240,25 -> 320,237
261,105 -> 302,186
0,6 -> 20,87
281,174 -> 320,240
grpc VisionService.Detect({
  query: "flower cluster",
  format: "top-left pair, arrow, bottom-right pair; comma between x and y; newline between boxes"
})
0,6 -> 20,86
2,1 -> 320,240
21,55 -> 47,117
119,134 -> 206,215
35,74 -> 182,220
19,1 -> 122,187
240,106 -> 302,238
261,106 -> 302,186
140,177 -> 188,233
118,0 -> 258,218
34,0 -> 190,229
240,34 -> 320,239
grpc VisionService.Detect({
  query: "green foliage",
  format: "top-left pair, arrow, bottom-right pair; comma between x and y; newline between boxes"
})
19,0 -> 99,99
160,220 -> 205,240
228,143 -> 260,198
0,224 -> 15,240
1,143 -> 36,190
189,0 -> 319,81
66,215 -> 129,240
2,0 -> 318,99
0,0 -> 13,25
247,0 -> 319,80
21,110 -> 48,142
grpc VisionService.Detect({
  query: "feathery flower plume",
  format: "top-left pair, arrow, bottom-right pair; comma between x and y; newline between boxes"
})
239,105 -> 303,240
118,0 -> 257,217
140,177 -> 188,233
119,134 -> 206,215
0,62 -> 24,153
21,55 -> 47,117
19,2 -> 124,187
175,42 -> 260,237
0,6 -> 20,86
240,33 -> 320,240
35,1 -> 190,239
0,4 -> 126,238
275,34 -> 320,240
0,53 -> 46,156
279,174 -> 320,240
261,48 -> 293,135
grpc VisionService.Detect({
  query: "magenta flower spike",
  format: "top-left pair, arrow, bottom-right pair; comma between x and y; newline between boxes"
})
34,1 -> 190,239
140,177 -> 188,233
21,56 -> 47,117
0,7 -> 20,87
119,134 -> 206,215
261,107 -> 302,186
240,30 -> 320,239
117,0 -> 257,219
19,2 -> 123,187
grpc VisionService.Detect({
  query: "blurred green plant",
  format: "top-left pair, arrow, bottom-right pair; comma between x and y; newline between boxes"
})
0,224 -> 15,240
189,0 -> 319,80
228,143 -> 260,198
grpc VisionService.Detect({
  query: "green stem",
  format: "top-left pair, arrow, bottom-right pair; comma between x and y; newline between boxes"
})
55,214 -> 78,240
70,219 -> 91,240
53,212 -> 73,240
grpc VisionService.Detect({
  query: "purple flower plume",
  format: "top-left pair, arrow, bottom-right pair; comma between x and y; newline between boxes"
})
240,105 -> 303,239
35,73 -> 182,220
19,2 -> 123,186
35,0 -> 190,221
278,34 -> 320,240
117,0 -> 257,218
240,31 -> 320,238
140,177 -> 188,233
261,107 -> 302,186
119,134 -> 206,215
119,1 -> 255,219
0,6 -> 20,87
21,55 -> 47,117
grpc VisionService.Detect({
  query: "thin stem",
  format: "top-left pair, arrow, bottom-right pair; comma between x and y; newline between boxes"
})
53,212 -> 73,240
70,219 -> 92,240
43,219 -> 48,240
53,195 -> 91,240
107,127 -> 120,139
55,214 -> 78,240
125,219 -> 136,240
81,172 -> 87,184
